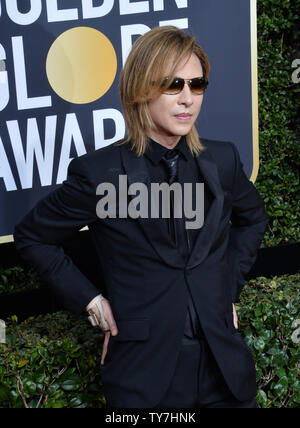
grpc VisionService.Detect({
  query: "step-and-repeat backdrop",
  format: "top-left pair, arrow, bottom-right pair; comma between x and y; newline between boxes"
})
0,0 -> 257,240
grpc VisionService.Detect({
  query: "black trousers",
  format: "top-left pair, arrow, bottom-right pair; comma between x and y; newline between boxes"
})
155,336 -> 258,408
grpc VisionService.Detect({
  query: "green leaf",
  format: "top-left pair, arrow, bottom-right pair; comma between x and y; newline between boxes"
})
23,380 -> 37,396
18,360 -> 29,368
257,389 -> 268,405
69,397 -> 84,408
273,376 -> 289,397
254,337 -> 266,351
45,398 -> 65,408
61,377 -> 81,392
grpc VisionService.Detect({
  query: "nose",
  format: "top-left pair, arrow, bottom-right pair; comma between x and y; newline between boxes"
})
178,82 -> 193,106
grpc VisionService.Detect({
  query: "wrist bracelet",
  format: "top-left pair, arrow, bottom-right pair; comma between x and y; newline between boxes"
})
86,295 -> 109,330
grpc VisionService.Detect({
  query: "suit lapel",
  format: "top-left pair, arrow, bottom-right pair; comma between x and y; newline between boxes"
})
187,149 -> 224,268
120,141 -> 224,269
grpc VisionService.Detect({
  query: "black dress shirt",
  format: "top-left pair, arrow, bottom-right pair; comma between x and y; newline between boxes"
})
144,136 -> 212,339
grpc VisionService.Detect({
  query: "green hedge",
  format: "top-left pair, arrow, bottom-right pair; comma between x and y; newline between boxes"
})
0,272 -> 299,408
0,312 -> 105,408
237,272 -> 300,408
256,0 -> 300,246
0,266 -> 41,297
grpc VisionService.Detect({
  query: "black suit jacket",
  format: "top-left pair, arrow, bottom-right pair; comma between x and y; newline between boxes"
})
14,138 -> 269,407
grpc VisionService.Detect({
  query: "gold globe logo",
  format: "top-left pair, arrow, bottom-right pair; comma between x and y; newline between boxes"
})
46,27 -> 117,104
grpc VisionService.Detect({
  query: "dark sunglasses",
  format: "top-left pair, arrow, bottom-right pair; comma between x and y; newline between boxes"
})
161,76 -> 209,95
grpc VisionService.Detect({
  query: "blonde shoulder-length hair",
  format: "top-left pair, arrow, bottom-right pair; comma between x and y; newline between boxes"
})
117,26 -> 210,157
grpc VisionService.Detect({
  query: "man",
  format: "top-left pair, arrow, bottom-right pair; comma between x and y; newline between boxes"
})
14,26 -> 269,408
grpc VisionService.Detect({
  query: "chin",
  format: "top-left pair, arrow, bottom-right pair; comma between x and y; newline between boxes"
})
174,126 -> 193,136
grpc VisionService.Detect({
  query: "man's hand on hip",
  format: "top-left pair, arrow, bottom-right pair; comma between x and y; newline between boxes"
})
86,295 -> 118,365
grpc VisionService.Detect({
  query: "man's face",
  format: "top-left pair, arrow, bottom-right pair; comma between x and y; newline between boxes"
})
147,53 -> 204,148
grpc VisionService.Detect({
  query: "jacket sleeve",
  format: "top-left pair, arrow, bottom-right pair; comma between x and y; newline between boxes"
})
13,156 -> 100,317
227,143 -> 270,303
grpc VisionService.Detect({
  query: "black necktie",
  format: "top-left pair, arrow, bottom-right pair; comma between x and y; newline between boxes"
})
161,149 -> 180,184
161,150 -> 189,261
162,149 -> 202,339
